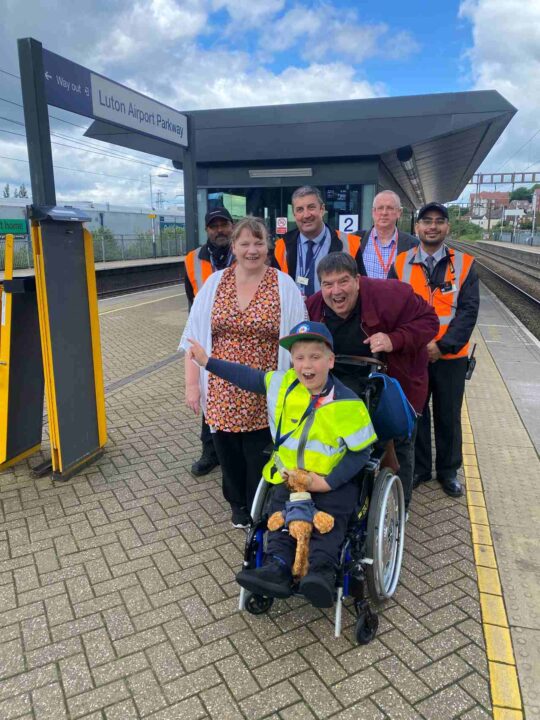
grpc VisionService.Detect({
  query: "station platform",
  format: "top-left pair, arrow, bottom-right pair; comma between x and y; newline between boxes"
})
479,240 -> 540,260
0,282 -> 537,719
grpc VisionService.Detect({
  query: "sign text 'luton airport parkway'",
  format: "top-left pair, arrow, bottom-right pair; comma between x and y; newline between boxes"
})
42,48 -> 187,147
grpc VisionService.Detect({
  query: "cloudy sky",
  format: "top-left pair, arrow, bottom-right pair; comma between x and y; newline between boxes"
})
0,0 -> 538,207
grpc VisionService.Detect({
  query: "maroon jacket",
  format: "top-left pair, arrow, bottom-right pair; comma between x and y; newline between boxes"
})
306,278 -> 439,413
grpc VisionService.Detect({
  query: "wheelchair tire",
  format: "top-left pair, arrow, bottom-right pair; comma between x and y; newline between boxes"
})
245,593 -> 274,615
355,608 -> 379,645
365,467 -> 405,603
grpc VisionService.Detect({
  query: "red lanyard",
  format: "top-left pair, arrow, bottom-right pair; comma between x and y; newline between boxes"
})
371,231 -> 397,274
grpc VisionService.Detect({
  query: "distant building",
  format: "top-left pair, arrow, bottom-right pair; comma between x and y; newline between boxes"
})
0,199 -> 185,239
470,206 -> 504,229
469,191 -> 510,213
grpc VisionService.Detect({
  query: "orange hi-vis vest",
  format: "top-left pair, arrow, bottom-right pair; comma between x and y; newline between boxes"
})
394,247 -> 475,360
185,247 -> 213,296
273,231 -> 361,274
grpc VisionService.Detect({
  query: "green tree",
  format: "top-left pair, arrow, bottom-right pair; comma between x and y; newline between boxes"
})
91,227 -> 119,262
18,183 -> 28,198
3,183 -> 9,198
510,186 -> 533,202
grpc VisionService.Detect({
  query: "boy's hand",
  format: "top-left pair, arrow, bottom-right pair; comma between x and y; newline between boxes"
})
187,338 -> 209,367
308,472 -> 331,493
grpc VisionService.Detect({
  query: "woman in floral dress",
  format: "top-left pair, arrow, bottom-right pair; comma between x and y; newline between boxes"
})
180,217 -> 305,528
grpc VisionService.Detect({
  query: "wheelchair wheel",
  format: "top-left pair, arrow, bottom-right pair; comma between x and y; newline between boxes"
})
365,467 -> 405,603
245,592 -> 274,615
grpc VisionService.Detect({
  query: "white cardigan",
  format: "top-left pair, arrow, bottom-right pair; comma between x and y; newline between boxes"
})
179,268 -> 306,417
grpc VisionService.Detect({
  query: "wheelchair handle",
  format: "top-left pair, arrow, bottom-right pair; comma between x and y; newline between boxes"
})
334,354 -> 387,373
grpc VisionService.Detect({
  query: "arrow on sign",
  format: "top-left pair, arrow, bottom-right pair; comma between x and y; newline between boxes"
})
44,71 -> 52,80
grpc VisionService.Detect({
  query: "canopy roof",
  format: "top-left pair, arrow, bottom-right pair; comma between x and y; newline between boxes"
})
86,89 -> 516,206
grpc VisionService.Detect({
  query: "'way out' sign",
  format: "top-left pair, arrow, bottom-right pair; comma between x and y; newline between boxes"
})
42,48 -> 187,147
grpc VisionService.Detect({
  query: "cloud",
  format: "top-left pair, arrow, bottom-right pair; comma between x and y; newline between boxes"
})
212,0 -> 285,26
260,4 -> 419,64
459,0 -> 540,173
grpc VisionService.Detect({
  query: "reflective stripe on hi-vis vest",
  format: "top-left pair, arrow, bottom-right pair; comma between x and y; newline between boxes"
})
394,247 -> 474,359
185,247 -> 213,296
262,368 -> 377,484
336,230 -> 361,258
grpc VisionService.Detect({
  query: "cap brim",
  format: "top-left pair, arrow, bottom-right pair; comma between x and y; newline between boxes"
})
279,332 -> 333,351
417,203 -> 449,220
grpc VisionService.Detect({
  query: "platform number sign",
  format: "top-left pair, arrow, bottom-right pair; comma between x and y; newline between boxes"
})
339,215 -> 359,234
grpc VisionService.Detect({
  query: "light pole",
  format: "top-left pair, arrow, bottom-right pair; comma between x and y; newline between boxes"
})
149,172 -> 168,258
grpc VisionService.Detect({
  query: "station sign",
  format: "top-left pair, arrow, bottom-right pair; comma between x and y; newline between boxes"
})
42,48 -> 187,147
0,218 -> 28,235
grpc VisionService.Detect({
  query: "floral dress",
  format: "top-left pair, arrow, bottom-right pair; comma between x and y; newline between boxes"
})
206,267 -> 280,432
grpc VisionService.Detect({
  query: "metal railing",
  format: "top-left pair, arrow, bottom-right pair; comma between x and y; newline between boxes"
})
0,237 -> 33,270
491,229 -> 540,247
1,230 -> 186,271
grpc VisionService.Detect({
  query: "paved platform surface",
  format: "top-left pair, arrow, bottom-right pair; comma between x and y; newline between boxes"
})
0,283 -> 536,719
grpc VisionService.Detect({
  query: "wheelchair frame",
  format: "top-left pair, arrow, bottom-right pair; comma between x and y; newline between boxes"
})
237,355 -> 407,644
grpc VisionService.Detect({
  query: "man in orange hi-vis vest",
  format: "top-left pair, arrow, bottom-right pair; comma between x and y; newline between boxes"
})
389,202 -> 479,498
271,186 -> 363,297
184,207 -> 234,476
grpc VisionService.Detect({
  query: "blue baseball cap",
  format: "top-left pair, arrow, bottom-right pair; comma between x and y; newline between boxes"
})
279,321 -> 334,352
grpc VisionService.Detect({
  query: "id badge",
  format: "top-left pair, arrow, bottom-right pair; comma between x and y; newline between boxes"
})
441,282 -> 456,294
296,276 -> 309,286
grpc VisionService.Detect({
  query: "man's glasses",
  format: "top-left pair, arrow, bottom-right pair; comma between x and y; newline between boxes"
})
419,217 -> 448,226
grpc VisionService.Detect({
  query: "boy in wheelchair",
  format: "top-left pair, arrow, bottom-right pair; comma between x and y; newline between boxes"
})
187,320 -> 377,608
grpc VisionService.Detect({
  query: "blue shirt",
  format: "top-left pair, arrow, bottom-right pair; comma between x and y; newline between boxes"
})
363,227 -> 398,279
297,225 -> 331,294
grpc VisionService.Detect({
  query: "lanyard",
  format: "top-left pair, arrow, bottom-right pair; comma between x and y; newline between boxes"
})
297,229 -> 328,280
273,377 -> 333,450
370,229 -> 397,274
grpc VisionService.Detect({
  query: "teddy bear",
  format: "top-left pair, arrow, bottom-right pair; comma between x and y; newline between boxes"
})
267,468 -> 335,579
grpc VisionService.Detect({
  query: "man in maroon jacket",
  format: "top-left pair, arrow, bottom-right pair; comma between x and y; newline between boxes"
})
306,252 -> 439,509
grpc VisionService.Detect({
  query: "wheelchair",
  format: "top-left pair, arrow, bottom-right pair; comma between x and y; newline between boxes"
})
238,355 -> 406,645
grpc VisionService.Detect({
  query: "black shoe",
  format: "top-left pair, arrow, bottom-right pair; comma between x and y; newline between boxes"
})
299,565 -> 335,608
190,451 -> 219,477
236,559 -> 293,599
413,472 -> 432,488
438,473 -> 464,497
231,506 -> 251,529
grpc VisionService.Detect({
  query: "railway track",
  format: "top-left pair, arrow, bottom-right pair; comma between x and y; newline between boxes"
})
450,240 -> 540,339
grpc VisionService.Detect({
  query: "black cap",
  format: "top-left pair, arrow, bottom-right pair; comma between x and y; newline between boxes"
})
205,208 -> 233,226
417,202 -> 449,221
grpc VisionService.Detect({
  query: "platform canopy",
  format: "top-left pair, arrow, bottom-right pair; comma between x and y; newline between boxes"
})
86,89 -> 516,207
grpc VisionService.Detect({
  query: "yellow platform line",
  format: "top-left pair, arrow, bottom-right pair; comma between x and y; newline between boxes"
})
462,400 -> 523,718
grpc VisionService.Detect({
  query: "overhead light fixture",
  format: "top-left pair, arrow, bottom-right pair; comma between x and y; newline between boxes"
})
248,168 -> 313,178
396,146 -> 425,206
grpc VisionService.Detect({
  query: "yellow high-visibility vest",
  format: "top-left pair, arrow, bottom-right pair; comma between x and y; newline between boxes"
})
262,368 -> 376,484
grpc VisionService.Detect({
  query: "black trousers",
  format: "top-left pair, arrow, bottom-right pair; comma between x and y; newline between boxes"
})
200,415 -> 216,455
212,428 -> 271,511
266,481 -> 360,570
415,357 -> 468,479
394,419 -> 417,510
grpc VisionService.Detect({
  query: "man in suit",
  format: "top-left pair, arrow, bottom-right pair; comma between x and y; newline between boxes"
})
272,186 -> 362,297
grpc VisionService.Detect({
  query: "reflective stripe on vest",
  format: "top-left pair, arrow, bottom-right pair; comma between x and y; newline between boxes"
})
263,368 -> 377,484
337,231 -> 361,258
274,238 -> 289,274
185,247 -> 213,296
394,247 -> 474,359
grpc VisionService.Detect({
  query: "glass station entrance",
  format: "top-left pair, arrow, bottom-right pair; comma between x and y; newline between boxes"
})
200,183 -> 376,244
